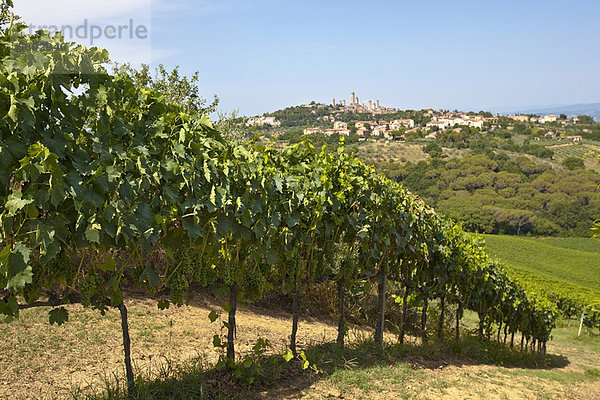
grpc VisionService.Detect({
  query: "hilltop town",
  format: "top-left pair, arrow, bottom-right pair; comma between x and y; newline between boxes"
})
244,92 -> 591,144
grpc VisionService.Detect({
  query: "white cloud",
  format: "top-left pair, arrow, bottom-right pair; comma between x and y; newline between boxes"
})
152,0 -> 270,17
14,0 -> 152,25
12,0 -> 250,68
152,0 -> 192,13
14,0 -> 156,66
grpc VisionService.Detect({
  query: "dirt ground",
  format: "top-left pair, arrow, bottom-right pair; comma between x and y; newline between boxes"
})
1,293 -> 599,400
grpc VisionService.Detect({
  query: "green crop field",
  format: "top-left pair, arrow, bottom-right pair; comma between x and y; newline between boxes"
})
534,237 -> 600,254
546,142 -> 600,172
482,235 -> 600,300
548,142 -> 600,160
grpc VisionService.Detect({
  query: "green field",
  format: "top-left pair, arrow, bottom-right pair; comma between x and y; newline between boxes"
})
535,237 -> 600,254
482,235 -> 600,300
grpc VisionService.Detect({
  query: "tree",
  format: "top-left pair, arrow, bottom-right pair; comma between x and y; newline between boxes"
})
112,63 -> 219,117
390,127 -> 407,139
562,157 -> 584,171
438,195 -> 497,233
0,0 -> 16,33
0,16 -> 233,394
423,142 -> 443,158
578,115 -> 595,125
348,122 -> 357,135
492,208 -> 535,236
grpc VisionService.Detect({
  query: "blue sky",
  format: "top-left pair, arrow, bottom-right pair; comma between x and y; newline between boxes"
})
16,0 -> 600,116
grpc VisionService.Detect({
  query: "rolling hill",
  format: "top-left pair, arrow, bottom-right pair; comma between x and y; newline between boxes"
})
482,234 -> 600,302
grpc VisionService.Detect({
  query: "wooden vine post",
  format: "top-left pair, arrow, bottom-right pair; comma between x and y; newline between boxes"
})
118,302 -> 135,396
337,276 -> 345,347
227,283 -> 238,363
374,270 -> 387,346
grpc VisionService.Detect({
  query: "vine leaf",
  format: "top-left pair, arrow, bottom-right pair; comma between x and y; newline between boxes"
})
99,258 -> 117,272
5,242 -> 33,291
266,249 -> 279,265
157,300 -> 170,310
5,191 -> 33,217
282,349 -> 293,362
85,224 -> 101,244
49,307 -> 69,325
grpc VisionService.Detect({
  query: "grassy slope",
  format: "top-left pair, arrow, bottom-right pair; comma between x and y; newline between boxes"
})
537,237 -> 600,254
482,235 -> 600,297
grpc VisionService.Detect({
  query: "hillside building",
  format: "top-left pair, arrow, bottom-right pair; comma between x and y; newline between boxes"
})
540,115 -> 558,123
507,115 -> 529,122
246,116 -> 281,127
303,128 -> 322,135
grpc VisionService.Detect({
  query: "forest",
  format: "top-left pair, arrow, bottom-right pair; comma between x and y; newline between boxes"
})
393,153 -> 600,236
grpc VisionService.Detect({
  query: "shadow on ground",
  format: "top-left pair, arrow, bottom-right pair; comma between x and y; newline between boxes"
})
257,337 -> 570,399
88,333 -> 570,400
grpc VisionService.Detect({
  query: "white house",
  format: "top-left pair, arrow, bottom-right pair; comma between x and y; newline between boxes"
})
246,116 -> 281,127
391,119 -> 415,129
426,120 -> 447,130
324,128 -> 351,136
303,128 -> 322,135
540,115 -> 557,123
333,121 -> 348,130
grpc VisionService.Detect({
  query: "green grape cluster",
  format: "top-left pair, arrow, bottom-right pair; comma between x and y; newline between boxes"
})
171,247 -> 194,276
192,257 -> 216,287
167,246 -> 214,305
191,256 -> 205,284
169,273 -> 189,306
79,273 -> 106,308
52,251 -> 77,286
308,246 -> 332,279
243,267 -> 266,300
220,262 -> 234,286
181,252 -> 193,276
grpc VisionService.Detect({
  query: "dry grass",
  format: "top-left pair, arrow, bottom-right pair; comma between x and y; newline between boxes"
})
0,291 -> 376,399
1,293 -> 599,400
352,141 -> 470,168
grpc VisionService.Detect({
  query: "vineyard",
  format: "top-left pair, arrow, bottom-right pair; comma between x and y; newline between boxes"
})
483,235 -> 600,294
548,142 -> 600,172
350,141 -> 467,167
0,6 -> 598,400
483,235 -> 600,329
548,142 -> 600,161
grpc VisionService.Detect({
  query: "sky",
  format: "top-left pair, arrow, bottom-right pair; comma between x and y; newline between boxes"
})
14,0 -> 600,116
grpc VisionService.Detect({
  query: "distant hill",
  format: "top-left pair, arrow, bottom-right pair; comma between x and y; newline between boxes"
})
496,103 -> 600,120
